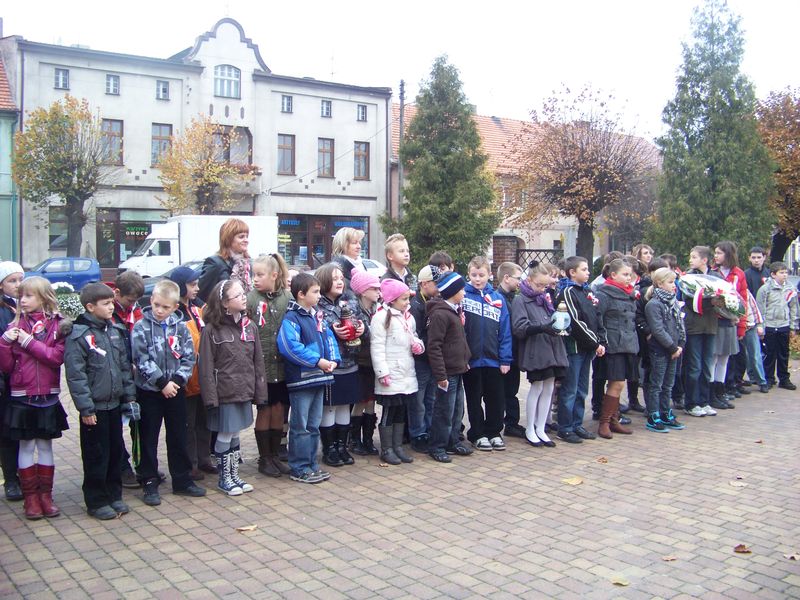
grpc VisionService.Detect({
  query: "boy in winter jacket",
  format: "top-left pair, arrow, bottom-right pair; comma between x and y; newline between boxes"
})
65,283 -> 138,519
757,262 -> 799,390
462,257 -> 512,451
131,280 -> 205,507
495,262 -> 526,439
408,265 -> 439,452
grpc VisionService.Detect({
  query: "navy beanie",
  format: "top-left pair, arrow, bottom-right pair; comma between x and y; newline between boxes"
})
436,271 -> 466,300
168,266 -> 200,298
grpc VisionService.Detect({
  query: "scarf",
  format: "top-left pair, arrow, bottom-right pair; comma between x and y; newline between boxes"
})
653,287 -> 682,321
230,253 -> 252,293
557,277 -> 590,295
520,279 -> 554,315
604,279 -> 635,296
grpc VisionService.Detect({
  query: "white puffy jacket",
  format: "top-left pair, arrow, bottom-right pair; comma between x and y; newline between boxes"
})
369,305 -> 422,396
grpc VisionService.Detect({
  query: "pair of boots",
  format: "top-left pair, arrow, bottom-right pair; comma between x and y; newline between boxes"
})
216,447 -> 253,496
321,425 -> 355,467
18,464 -> 59,520
254,430 -> 291,477
597,395 -> 633,439
378,423 -> 413,465
349,414 -> 379,455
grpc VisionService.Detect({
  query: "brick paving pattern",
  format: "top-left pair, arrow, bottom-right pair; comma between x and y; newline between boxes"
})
1,374 -> 799,599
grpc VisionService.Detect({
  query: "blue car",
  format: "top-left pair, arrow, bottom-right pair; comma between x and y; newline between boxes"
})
27,257 -> 101,291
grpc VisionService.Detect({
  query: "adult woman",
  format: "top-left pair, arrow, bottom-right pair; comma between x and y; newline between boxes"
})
198,218 -> 252,303
331,227 -> 366,290
633,243 -> 654,268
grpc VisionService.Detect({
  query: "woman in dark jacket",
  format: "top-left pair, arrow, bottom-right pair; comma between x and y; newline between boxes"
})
0,262 -> 23,500
198,218 -> 252,303
331,227 -> 366,291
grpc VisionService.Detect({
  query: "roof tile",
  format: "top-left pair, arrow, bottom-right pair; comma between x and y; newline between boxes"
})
0,56 -> 16,112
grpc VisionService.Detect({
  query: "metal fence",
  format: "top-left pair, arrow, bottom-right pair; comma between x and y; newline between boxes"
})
516,248 -> 563,269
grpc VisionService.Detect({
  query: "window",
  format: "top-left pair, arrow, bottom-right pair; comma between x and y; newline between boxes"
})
318,138 -> 334,177
214,65 -> 241,98
54,68 -> 69,90
43,259 -> 71,274
105,74 -> 120,95
101,119 -> 124,165
156,80 -> 170,100
151,123 -> 172,166
155,241 -> 172,256
321,100 -> 332,118
277,134 -> 295,175
73,259 -> 92,272
49,207 -> 68,249
354,142 -> 369,180
357,104 -> 367,122
281,95 -> 293,113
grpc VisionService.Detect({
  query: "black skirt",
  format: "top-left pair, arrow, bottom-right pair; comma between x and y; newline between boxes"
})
605,353 -> 639,382
527,366 -> 566,383
4,400 -> 69,441
265,381 -> 290,407
376,393 -> 414,407
324,371 -> 360,406
358,367 -> 375,403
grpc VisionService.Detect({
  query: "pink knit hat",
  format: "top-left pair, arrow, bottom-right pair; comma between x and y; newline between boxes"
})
380,278 -> 414,305
350,269 -> 381,295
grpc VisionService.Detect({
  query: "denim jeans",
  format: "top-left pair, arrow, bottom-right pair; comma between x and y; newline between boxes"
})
646,349 -> 677,415
763,327 -> 791,384
288,386 -> 323,476
428,375 -> 463,453
409,359 -> 436,439
741,327 -> 766,385
557,351 -> 593,434
683,333 -> 715,409
503,365 -> 521,426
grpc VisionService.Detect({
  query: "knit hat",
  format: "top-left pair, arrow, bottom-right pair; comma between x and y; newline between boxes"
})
0,262 -> 23,285
168,266 -> 200,297
350,269 -> 381,296
436,271 -> 466,300
380,278 -> 414,305
418,265 -> 435,283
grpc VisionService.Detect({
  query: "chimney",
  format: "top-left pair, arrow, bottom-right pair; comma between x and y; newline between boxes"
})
0,18 -> 4,38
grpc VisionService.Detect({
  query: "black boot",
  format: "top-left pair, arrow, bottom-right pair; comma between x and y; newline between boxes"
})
349,415 -> 367,455
335,424 -> 355,465
627,381 -> 645,412
392,423 -> 414,463
1,440 -> 22,501
591,376 -> 604,420
320,426 -> 344,467
361,413 -> 379,455
378,426 -> 401,465
255,430 -> 280,477
268,430 -> 291,475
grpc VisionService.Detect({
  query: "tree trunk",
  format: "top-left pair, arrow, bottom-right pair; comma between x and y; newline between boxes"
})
65,199 -> 86,257
770,229 -> 797,264
576,218 -> 595,262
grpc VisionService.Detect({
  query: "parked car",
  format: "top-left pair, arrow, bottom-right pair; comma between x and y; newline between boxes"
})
138,261 -> 204,306
27,257 -> 101,291
362,259 -> 387,277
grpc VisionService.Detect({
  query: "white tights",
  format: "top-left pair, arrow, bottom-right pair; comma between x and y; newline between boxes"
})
710,354 -> 729,383
321,405 -> 351,427
18,438 -> 54,469
526,377 -> 555,443
214,431 -> 240,453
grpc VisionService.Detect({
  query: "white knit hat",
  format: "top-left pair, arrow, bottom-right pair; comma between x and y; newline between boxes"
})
0,262 -> 23,284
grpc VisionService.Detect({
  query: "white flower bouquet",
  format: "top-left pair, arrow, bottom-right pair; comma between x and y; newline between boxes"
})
677,273 -> 745,320
52,281 -> 84,319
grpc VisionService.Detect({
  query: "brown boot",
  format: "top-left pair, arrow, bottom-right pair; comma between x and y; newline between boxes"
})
18,465 -> 43,520
269,430 -> 291,475
255,430 -> 281,477
37,464 -> 60,518
598,395 -> 614,439
609,396 -> 633,435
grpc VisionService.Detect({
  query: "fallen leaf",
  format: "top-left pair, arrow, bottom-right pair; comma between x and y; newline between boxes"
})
784,553 -> 800,561
610,575 -> 629,586
378,463 -> 389,468
733,544 -> 752,554
235,524 -> 258,532
596,457 -> 608,464
765,410 -> 775,414
562,476 -> 583,486
729,480 -> 748,488
754,440 -> 764,444
735,475 -> 743,480
661,555 -> 677,562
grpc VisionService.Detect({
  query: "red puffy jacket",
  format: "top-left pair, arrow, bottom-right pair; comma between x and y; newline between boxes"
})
0,313 -> 69,398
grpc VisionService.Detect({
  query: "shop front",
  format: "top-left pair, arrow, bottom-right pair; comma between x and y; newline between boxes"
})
277,214 -> 370,268
96,208 -> 170,268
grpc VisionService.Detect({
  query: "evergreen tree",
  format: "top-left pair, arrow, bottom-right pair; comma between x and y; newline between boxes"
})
386,56 -> 500,270
649,0 -> 775,259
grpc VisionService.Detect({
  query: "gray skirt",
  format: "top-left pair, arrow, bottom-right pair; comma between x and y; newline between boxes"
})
714,322 -> 739,356
207,402 -> 254,433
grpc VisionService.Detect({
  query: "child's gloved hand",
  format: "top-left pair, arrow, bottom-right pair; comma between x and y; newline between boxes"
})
411,341 -> 424,355
379,375 -> 392,387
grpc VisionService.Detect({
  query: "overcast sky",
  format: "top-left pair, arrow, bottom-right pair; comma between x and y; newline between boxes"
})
2,0 -> 796,141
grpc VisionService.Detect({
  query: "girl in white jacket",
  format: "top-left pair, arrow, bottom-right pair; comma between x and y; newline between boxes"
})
370,279 -> 424,465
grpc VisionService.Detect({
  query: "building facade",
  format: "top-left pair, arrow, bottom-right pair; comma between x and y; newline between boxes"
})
0,51 -> 18,261
0,18 -> 392,269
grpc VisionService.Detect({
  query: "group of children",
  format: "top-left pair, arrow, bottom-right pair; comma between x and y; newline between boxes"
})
0,221 -> 796,519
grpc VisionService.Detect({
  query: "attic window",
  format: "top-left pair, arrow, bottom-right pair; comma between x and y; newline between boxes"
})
214,65 -> 241,99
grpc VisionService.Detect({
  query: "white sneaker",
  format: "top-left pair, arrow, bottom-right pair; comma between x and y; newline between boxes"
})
489,436 -> 506,451
473,437 -> 493,451
702,405 -> 717,416
685,406 -> 706,417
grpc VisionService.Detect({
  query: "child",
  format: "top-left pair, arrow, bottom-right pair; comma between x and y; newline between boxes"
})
462,256 -> 512,451
371,279 -> 423,465
555,256 -> 605,444
247,254 -> 293,477
0,261 -> 24,501
65,283 -> 138,519
495,262 -> 525,439
408,265 -> 439,453
200,280 -> 268,496
428,251 -> 454,274
512,264 -> 569,447
757,261 -> 799,390
277,273 -> 340,484
316,263 -> 365,467
425,271 -> 472,463
643,268 -> 686,432
131,280 -> 206,506
381,233 -> 417,291
0,277 -> 69,519
595,259 -> 638,439
168,267 -> 215,480
348,269 -> 382,456
742,289 -> 769,393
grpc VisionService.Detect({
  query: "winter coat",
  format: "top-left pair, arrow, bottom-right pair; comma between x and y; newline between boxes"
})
745,266 -> 770,297
644,294 -> 686,356
0,312 -> 69,398
352,298 -> 376,368
65,312 -> 136,417
247,288 -> 291,383
198,254 -> 233,303
318,293 -> 362,373
425,298 -> 471,381
756,278 -> 799,331
556,283 -> 605,355
462,283 -> 513,368
332,255 -> 364,292
496,286 -> 520,364
511,294 -> 568,372
277,302 -> 341,391
681,268 -> 722,336
381,267 -> 418,293
409,291 -> 432,363
712,266 -> 748,338
198,315 -> 268,408
130,308 -> 195,392
370,306 -> 422,396
0,298 -> 15,396
596,284 -> 639,355
177,300 -> 205,397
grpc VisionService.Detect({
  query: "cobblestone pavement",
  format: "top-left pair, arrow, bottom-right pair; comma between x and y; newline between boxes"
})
1,374 -> 799,600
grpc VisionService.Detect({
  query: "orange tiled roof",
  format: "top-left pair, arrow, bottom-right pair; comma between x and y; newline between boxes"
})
0,56 -> 15,112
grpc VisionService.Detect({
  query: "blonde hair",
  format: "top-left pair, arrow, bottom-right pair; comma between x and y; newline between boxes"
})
152,280 -> 180,304
332,227 -> 365,257
497,262 -> 522,281
645,267 -> 677,300
253,253 -> 289,292
468,256 -> 491,272
17,277 -> 58,316
384,233 -> 407,259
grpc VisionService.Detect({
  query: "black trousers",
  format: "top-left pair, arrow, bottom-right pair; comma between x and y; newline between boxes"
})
463,367 -> 504,442
80,407 -> 123,510
763,328 -> 790,384
0,392 -> 19,483
503,366 -> 521,426
137,387 -> 192,490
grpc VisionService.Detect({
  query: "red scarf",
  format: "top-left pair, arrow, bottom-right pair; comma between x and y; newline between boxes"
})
604,279 -> 635,295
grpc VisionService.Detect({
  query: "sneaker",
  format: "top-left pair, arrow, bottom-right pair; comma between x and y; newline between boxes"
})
489,436 -> 506,451
661,411 -> 685,430
410,436 -> 429,453
290,471 -> 322,484
557,431 -> 583,444
619,415 -> 632,425
759,384 -> 770,393
121,469 -> 140,489
646,414 -> 669,433
709,399 -> 730,410
174,483 -> 206,497
503,423 -> 526,438
779,380 -> 797,391
3,480 -> 22,502
311,469 -> 331,482
701,405 -> 717,416
446,442 -> 474,456
574,426 -> 597,440
473,437 -> 493,452
110,500 -> 130,515
737,386 -> 751,395
685,406 -> 706,417
88,505 -> 118,520
142,481 -> 161,506
429,450 -> 452,463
